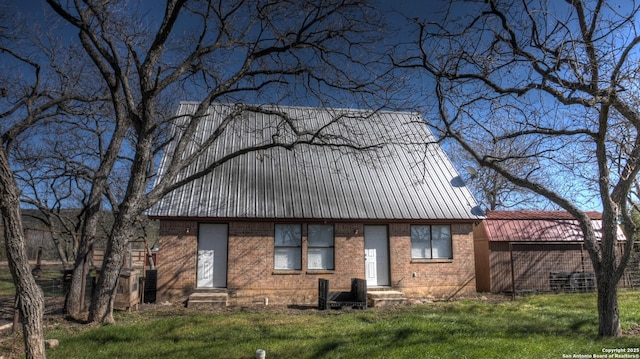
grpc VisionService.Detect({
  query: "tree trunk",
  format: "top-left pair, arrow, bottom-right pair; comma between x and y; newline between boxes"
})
595,252 -> 622,337
0,150 -> 46,359
88,258 -> 119,324
51,233 -> 70,270
89,130 -> 152,324
64,213 -> 99,317
593,208 -> 624,337
88,243 -> 123,324
64,245 -> 92,316
88,217 -> 134,324
599,278 -> 621,338
14,276 -> 46,359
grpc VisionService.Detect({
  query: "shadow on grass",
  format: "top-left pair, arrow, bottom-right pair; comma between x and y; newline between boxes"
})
299,299 -> 602,358
46,292 -> 640,359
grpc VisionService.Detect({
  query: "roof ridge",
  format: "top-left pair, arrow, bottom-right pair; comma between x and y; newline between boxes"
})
177,101 -> 420,116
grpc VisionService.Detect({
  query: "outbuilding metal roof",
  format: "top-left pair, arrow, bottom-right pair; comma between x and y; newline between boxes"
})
147,102 -> 482,220
483,210 -> 625,242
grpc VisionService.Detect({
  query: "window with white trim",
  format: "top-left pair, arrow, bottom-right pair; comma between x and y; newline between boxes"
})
307,224 -> 334,270
411,225 -> 452,259
274,224 -> 302,270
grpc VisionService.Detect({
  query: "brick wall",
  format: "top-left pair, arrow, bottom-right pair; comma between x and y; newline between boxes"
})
225,222 -> 365,305
156,220 -> 197,299
156,220 -> 476,305
389,223 -> 476,299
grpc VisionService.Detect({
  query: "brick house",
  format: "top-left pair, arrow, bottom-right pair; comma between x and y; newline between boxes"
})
147,103 -> 483,307
473,210 -> 628,294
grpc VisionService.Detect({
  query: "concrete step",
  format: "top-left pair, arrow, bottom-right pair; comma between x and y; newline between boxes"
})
368,290 -> 405,299
192,288 -> 228,294
367,290 -> 407,307
187,292 -> 228,309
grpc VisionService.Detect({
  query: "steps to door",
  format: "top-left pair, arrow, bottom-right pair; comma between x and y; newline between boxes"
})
367,290 -> 407,307
187,290 -> 228,309
185,288 -> 409,309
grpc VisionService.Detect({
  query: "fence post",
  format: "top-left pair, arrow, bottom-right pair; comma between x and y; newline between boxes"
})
255,349 -> 266,359
509,242 -> 516,301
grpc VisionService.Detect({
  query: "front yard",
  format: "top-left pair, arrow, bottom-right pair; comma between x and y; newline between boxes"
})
1,267 -> 639,358
2,289 -> 640,358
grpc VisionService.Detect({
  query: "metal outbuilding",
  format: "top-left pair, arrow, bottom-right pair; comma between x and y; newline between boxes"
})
474,210 -> 628,295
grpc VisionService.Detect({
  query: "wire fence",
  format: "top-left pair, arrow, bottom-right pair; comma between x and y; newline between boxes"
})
0,226 -> 87,263
489,242 -> 640,295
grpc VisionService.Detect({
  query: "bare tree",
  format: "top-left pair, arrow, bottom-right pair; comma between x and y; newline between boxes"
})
12,102 -> 119,315
13,113 -> 108,270
45,0 -> 391,323
0,138 -> 45,359
449,132 -> 553,211
0,8 -> 97,357
394,0 -> 640,337
3,17 -> 113,316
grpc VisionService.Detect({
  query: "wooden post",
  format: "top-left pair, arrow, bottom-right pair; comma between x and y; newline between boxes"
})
143,237 -> 156,270
509,242 -> 516,301
31,247 -> 43,277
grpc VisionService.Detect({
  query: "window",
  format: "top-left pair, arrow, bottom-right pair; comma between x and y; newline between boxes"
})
308,224 -> 334,270
411,225 -> 452,259
274,224 -> 301,270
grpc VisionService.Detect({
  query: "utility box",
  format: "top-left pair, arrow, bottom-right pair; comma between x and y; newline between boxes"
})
143,269 -> 158,303
114,269 -> 139,311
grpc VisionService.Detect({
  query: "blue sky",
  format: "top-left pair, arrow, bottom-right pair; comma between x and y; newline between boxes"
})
8,0 -> 461,29
2,0 -> 612,212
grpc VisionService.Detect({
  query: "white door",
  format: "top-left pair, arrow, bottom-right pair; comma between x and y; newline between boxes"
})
364,225 -> 389,286
197,250 -> 214,287
197,223 -> 228,288
365,248 -> 377,285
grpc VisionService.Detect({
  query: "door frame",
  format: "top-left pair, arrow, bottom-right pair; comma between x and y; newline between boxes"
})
364,225 -> 390,287
196,223 -> 229,288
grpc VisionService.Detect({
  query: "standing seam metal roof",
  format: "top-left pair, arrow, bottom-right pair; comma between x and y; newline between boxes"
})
147,102 -> 483,220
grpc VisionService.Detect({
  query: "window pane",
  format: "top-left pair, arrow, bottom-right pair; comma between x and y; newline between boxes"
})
275,248 -> 301,270
275,224 -> 301,246
308,224 -> 334,270
308,248 -> 334,270
411,225 -> 431,259
308,224 -> 334,247
411,241 -> 431,259
432,225 -> 452,259
274,224 -> 301,270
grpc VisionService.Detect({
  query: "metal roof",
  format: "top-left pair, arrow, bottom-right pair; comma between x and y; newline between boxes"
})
147,102 -> 483,220
483,210 -> 625,242
484,210 -> 603,221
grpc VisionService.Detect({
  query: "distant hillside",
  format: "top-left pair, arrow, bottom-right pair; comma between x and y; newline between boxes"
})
1,209 -> 158,262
